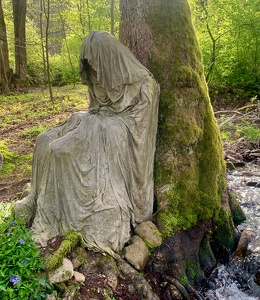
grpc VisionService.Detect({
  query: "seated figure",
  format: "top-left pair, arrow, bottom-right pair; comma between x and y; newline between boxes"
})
14,31 -> 159,256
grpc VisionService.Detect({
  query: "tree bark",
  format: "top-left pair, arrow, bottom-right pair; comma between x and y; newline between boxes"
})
0,0 -> 10,93
120,0 -> 236,289
12,0 -> 27,84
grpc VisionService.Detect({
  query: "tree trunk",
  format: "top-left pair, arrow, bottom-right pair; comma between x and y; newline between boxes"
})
120,0 -> 238,291
110,0 -> 115,35
0,0 -> 10,93
12,0 -> 27,85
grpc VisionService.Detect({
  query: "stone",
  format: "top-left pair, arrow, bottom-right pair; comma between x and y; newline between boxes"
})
169,284 -> 183,300
234,230 -> 256,258
73,271 -> 85,282
48,258 -> 74,283
134,221 -> 162,249
123,235 -> 150,271
255,270 -> 260,286
21,183 -> 31,199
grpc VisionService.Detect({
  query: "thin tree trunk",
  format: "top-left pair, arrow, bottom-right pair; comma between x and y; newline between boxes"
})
12,0 -> 27,85
44,0 -> 53,101
0,0 -> 10,93
110,0 -> 115,35
40,0 -> 47,85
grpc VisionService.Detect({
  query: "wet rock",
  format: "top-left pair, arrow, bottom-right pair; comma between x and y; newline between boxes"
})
246,181 -> 258,187
124,235 -> 150,271
255,269 -> 260,286
247,239 -> 260,255
234,230 -> 256,258
134,221 -> 162,248
48,258 -> 74,283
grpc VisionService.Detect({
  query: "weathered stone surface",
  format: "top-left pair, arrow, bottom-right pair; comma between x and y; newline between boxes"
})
234,230 -> 256,258
134,221 -> 162,248
21,183 -> 31,199
74,271 -> 85,282
48,258 -> 74,283
123,235 -> 150,271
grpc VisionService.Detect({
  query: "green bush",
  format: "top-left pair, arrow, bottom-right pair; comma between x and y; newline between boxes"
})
0,215 -> 53,299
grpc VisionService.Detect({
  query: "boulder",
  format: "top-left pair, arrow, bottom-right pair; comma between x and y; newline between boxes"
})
74,271 -> 85,282
48,258 -> 74,283
134,221 -> 162,249
234,230 -> 256,258
123,235 -> 150,271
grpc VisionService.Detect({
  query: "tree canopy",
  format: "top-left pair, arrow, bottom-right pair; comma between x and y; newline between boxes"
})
0,0 -> 258,100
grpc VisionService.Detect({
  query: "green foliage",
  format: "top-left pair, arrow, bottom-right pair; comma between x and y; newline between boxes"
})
236,122 -> 260,143
190,0 -> 260,96
0,215 -> 53,299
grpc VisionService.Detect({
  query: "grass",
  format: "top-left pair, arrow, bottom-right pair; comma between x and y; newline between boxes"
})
0,85 -> 88,186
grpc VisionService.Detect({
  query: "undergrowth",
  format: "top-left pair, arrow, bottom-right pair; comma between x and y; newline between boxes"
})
0,203 -> 54,299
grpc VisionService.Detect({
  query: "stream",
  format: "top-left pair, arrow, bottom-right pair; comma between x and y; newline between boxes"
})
204,162 -> 260,300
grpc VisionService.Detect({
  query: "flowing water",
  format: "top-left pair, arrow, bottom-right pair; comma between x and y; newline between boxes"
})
204,162 -> 260,300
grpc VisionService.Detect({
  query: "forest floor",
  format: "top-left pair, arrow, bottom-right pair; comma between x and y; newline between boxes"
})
0,86 -> 259,299
0,86 -> 259,204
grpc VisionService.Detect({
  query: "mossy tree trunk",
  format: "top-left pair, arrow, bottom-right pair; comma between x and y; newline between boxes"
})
120,0 -> 237,288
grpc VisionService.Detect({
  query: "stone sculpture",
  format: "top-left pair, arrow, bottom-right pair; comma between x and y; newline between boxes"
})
14,31 -> 159,256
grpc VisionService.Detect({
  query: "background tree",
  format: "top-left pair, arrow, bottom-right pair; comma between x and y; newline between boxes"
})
120,0 -> 235,287
0,0 -> 10,93
190,0 -> 260,97
12,0 -> 27,85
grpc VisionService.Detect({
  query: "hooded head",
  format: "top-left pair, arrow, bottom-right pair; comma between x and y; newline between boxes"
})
79,31 -> 150,91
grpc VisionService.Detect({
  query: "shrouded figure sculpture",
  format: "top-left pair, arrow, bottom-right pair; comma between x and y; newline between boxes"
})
14,31 -> 159,256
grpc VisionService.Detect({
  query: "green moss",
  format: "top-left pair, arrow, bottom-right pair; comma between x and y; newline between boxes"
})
228,192 -> 246,226
180,275 -> 188,286
147,0 -> 226,237
213,208 -> 236,251
0,140 -> 32,180
46,230 -> 82,270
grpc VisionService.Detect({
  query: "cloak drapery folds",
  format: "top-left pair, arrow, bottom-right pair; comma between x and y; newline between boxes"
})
14,31 -> 159,255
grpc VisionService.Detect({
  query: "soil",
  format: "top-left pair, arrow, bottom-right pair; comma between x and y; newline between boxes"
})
0,111 -> 75,203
